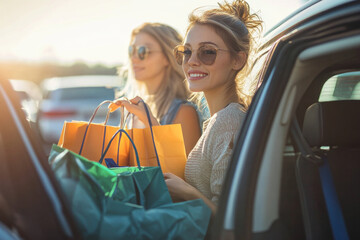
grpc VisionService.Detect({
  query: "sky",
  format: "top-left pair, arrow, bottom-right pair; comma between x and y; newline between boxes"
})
0,0 -> 305,67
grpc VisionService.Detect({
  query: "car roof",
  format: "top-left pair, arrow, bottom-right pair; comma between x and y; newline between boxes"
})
41,75 -> 122,91
263,0 -> 355,45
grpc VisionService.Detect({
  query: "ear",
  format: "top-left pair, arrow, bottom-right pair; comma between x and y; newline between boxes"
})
232,51 -> 247,71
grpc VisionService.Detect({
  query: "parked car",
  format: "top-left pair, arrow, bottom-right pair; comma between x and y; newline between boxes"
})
38,75 -> 123,143
10,79 -> 42,123
1,0 -> 359,239
211,0 -> 360,239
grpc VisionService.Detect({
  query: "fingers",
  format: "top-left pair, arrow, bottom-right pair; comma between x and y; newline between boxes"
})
129,96 -> 144,105
163,173 -> 171,179
121,101 -> 141,116
163,172 -> 178,180
112,96 -> 158,127
112,98 -> 134,110
113,97 -> 147,123
108,102 -> 120,113
113,96 -> 143,107
109,98 -> 127,113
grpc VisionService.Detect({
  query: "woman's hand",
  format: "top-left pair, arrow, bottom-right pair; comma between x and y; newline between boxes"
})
110,96 -> 159,127
163,173 -> 198,202
164,172 -> 217,216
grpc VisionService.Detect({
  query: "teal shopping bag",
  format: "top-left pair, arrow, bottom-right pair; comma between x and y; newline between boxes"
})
49,131 -> 211,239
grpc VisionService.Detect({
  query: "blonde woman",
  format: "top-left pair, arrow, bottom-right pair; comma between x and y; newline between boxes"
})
115,0 -> 262,216
117,22 -> 202,156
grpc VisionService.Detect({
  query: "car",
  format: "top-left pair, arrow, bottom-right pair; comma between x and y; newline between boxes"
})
1,0 -> 359,239
211,0 -> 360,239
38,75 -> 124,144
10,79 -> 42,123
0,77 -> 80,239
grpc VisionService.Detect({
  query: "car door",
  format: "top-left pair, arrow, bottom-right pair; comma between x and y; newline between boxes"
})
211,1 -> 360,239
0,78 -> 80,239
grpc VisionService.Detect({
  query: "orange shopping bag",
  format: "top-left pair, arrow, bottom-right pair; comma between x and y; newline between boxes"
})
110,100 -> 187,179
58,101 -> 130,166
129,124 -> 187,179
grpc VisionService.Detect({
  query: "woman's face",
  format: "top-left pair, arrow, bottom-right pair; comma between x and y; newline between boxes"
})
182,24 -> 236,93
129,32 -> 169,82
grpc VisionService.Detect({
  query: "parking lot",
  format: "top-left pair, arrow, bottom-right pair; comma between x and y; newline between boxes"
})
1,0 -> 360,239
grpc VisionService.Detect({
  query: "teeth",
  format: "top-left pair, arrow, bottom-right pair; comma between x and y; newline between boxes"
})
189,73 -> 206,77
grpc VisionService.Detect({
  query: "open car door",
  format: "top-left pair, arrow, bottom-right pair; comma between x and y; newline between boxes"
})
0,77 -> 80,239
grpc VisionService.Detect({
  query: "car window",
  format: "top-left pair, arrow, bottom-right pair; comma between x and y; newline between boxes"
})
45,87 -> 116,101
319,71 -> 360,102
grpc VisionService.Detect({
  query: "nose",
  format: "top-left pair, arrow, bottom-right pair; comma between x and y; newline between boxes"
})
130,53 -> 140,62
186,50 -> 200,66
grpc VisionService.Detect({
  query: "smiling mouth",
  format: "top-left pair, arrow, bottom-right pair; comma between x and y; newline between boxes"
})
189,73 -> 208,79
133,67 -> 144,72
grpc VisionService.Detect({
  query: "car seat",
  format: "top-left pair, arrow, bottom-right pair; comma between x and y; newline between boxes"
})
295,100 -> 360,240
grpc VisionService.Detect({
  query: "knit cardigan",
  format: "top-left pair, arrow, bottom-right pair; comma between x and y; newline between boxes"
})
185,103 -> 246,205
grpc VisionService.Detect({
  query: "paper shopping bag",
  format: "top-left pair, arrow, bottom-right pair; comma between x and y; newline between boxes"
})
109,100 -> 188,179
129,124 -> 187,179
58,121 -> 130,167
57,101 -> 130,166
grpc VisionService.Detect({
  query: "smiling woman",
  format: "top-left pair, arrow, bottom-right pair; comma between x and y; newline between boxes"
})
114,22 -> 203,157
111,0 -> 263,219
162,0 -> 263,217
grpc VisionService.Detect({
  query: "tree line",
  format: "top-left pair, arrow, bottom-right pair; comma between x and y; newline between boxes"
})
0,61 -> 120,85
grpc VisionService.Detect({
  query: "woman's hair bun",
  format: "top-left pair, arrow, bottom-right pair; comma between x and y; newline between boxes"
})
218,0 -> 262,33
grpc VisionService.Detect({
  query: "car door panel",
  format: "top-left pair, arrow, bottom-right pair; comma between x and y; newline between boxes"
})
0,78 -> 79,239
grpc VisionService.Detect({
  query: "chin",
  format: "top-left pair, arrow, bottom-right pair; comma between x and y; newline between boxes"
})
133,74 -> 145,82
188,85 -> 204,92
187,78 -> 208,92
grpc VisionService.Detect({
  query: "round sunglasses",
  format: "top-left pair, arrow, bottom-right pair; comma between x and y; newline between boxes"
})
128,45 -> 162,60
173,44 -> 231,65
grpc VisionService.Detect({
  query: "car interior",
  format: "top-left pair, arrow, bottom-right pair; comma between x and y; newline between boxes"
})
294,99 -> 360,239
253,40 -> 360,239
249,28 -> 360,240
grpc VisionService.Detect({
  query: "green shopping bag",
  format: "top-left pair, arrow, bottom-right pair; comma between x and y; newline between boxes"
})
49,129 -> 211,239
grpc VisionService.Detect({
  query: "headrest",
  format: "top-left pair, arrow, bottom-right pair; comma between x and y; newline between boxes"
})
302,100 -> 360,147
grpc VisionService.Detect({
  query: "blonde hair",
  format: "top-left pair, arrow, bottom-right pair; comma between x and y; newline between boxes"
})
186,0 -> 263,109
118,22 -> 191,120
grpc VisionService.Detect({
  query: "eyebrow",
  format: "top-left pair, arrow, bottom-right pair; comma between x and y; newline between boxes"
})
184,41 -> 219,47
131,43 -> 154,48
200,41 -> 218,47
144,43 -> 155,47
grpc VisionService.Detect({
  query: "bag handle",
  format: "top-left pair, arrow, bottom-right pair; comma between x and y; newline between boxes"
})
104,99 -> 160,168
139,99 -> 161,167
79,100 -> 125,156
99,129 -> 141,170
90,100 -> 126,128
